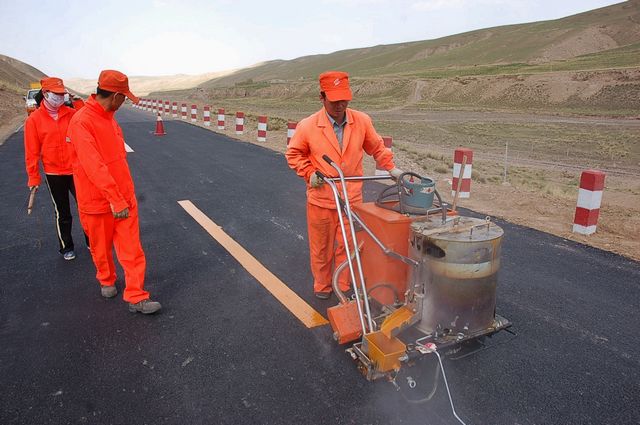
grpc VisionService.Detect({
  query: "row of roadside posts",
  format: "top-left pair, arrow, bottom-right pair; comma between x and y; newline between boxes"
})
132,99 -> 606,237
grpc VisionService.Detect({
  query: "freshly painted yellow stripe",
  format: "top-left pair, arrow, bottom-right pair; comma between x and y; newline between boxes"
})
178,200 -> 329,328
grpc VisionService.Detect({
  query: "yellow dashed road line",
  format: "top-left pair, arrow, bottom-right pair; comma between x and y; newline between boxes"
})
178,200 -> 329,328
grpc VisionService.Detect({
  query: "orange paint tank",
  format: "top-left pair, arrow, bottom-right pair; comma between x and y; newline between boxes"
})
353,202 -> 420,306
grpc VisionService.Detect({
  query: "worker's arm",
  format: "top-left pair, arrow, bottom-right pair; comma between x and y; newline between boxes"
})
285,124 -> 315,182
362,114 -> 395,171
23,116 -> 42,188
69,122 -> 129,212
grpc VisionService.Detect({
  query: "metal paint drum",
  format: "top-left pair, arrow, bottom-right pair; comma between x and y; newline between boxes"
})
409,216 -> 504,336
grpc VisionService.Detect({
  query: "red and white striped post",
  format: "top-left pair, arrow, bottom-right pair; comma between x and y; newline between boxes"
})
452,148 -> 473,199
286,121 -> 297,145
203,106 -> 211,126
217,108 -> 225,130
573,170 -> 606,235
142,99 -> 147,111
151,100 -> 156,113
235,112 -> 245,135
257,116 -> 267,141
172,102 -> 177,118
158,99 -> 164,115
164,101 -> 170,115
181,103 -> 187,120
191,104 -> 197,122
375,136 -> 394,176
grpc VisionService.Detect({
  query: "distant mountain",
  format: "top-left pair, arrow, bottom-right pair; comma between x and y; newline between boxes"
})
65,69 -> 238,97
198,0 -> 640,88
0,54 -> 47,93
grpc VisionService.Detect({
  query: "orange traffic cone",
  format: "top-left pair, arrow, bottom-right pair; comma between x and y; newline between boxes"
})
154,113 -> 166,136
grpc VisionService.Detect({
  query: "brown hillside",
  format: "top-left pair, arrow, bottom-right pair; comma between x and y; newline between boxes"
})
0,54 -> 48,145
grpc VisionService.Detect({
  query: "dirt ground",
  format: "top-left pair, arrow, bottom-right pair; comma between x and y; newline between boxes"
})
3,99 -> 636,261
168,108 -> 639,262
0,90 -> 25,147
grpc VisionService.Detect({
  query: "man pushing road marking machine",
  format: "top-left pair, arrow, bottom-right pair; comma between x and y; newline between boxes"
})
287,71 -> 513,421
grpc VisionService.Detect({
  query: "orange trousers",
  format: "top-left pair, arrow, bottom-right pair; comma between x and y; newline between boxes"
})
307,203 -> 355,294
79,206 -> 149,304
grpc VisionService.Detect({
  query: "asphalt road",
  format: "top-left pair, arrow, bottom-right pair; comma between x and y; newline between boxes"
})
1,106 -> 638,425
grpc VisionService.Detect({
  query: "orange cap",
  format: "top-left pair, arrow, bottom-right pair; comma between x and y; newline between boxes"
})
319,71 -> 352,102
98,70 -> 139,104
40,77 -> 66,94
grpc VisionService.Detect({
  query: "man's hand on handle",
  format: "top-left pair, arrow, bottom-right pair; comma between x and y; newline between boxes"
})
309,172 -> 325,188
389,168 -> 405,180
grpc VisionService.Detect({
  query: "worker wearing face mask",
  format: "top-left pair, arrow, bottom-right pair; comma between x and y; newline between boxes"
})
24,77 -> 88,260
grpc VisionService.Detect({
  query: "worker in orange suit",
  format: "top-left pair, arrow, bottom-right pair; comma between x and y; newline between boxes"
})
67,70 -> 161,314
24,77 -> 88,260
286,71 -> 404,299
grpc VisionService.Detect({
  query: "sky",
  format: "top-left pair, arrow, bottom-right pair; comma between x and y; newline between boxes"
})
0,0 -> 625,79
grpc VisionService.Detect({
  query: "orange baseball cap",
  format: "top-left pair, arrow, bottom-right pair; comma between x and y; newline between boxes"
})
319,71 -> 352,102
98,70 -> 139,104
40,77 -> 66,94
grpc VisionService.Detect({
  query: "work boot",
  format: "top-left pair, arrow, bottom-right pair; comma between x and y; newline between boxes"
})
128,299 -> 162,314
314,291 -> 331,300
101,285 -> 117,298
63,250 -> 76,261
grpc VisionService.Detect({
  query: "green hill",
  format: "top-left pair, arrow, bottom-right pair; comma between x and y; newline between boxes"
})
200,1 -> 640,88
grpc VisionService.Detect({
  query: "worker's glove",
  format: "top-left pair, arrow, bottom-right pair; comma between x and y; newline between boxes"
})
110,204 -> 130,219
309,173 -> 324,188
389,168 -> 404,180
28,186 -> 39,191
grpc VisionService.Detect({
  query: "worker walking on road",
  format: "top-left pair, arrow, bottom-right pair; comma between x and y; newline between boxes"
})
67,70 -> 161,314
24,77 -> 88,260
286,71 -> 404,299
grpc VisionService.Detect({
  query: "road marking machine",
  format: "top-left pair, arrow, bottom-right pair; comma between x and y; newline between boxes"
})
317,155 -> 513,423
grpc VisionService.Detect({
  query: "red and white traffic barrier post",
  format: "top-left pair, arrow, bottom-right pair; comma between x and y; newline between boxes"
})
204,106 -> 211,126
217,109 -> 225,130
452,148 -> 473,199
151,100 -> 156,113
172,102 -> 177,118
375,136 -> 393,176
286,121 -> 297,145
164,101 -> 170,115
181,103 -> 187,120
257,116 -> 267,141
158,100 -> 164,115
191,104 -> 197,122
573,170 -> 606,235
235,112 -> 244,135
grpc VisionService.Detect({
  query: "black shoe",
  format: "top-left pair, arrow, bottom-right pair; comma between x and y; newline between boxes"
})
128,299 -> 162,314
342,289 -> 354,300
314,291 -> 331,300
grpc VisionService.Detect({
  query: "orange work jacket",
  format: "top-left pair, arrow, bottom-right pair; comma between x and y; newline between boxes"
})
24,105 -> 76,187
285,107 -> 395,209
67,95 -> 136,214
72,98 -> 85,110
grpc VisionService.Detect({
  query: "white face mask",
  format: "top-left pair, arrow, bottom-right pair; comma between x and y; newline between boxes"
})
45,92 -> 65,108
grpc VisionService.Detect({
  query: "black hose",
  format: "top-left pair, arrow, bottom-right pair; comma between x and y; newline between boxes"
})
366,283 -> 400,305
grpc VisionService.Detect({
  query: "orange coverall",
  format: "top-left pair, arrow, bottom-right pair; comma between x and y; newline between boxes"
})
24,105 -> 76,187
285,107 -> 395,294
67,95 -> 149,303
